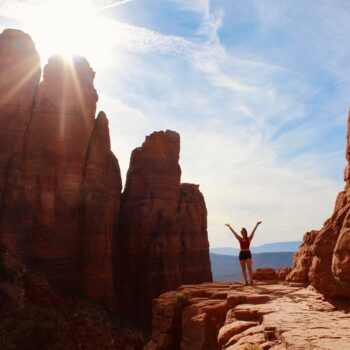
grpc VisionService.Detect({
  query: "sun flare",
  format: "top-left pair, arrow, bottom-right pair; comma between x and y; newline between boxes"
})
23,0 -> 113,68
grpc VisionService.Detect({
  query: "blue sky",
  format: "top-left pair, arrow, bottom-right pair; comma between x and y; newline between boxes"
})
1,0 -> 350,247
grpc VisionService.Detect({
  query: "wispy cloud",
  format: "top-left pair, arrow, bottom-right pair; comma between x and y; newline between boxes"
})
1,0 -> 349,248
105,19 -> 192,55
96,0 -> 348,247
96,0 -> 134,11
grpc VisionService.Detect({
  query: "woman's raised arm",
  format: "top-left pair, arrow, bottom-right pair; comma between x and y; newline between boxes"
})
248,221 -> 262,241
225,223 -> 241,242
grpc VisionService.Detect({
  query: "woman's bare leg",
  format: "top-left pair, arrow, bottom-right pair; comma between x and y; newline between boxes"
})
246,258 -> 254,285
240,260 -> 248,285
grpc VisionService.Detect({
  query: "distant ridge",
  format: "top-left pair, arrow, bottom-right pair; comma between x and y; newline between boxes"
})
210,241 -> 301,256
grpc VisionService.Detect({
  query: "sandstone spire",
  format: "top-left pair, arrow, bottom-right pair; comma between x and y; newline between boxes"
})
0,29 -> 41,211
0,30 -> 121,309
0,29 -> 212,323
115,130 -> 212,327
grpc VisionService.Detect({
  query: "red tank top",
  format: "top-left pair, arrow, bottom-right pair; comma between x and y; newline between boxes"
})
240,239 -> 250,250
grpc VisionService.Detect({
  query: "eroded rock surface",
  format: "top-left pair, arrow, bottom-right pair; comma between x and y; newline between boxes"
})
0,30 -> 121,309
0,29 -> 41,211
0,28 -> 212,333
116,131 -> 212,327
146,281 -> 350,350
80,111 -> 122,308
287,111 -> 350,298
252,268 -> 278,282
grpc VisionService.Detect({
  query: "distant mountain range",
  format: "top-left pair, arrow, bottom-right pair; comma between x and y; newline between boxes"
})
210,241 -> 301,256
210,252 -> 294,282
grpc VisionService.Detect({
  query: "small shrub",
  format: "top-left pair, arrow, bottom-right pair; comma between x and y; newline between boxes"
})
175,290 -> 192,306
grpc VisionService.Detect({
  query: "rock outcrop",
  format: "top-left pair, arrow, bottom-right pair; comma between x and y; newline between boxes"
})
252,268 -> 278,282
146,281 -> 350,350
0,28 -> 213,330
287,111 -> 350,298
0,29 -> 41,212
277,267 -> 291,281
81,111 -> 122,307
0,248 -> 146,350
0,30 -> 121,310
115,131 -> 212,327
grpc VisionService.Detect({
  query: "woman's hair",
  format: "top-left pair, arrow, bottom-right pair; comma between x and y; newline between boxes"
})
241,228 -> 248,237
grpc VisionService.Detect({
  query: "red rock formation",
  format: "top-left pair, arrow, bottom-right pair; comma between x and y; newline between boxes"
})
252,268 -> 277,281
115,131 -> 212,327
288,111 -> 350,298
0,29 -> 212,328
0,248 -> 146,350
0,29 -> 41,210
0,30 -> 121,310
81,111 -> 122,308
287,230 -> 318,283
178,184 -> 212,284
277,267 -> 291,281
146,281 -> 350,350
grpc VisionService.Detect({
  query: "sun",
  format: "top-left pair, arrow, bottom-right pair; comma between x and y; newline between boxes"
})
24,0 -> 113,69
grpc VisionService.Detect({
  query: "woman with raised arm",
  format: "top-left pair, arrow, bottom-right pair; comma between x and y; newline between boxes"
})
225,221 -> 262,286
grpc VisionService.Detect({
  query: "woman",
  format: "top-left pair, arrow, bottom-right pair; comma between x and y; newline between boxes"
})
225,221 -> 262,285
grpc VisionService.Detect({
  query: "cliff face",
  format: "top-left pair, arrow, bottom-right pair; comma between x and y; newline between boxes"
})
81,111 -> 122,306
288,111 -> 350,298
178,183 -> 212,284
0,29 -> 41,212
0,28 -> 212,326
115,131 -> 212,327
0,30 -> 121,310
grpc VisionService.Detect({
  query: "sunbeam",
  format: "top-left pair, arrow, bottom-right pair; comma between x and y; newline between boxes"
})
22,0 -> 115,69
0,63 -> 41,106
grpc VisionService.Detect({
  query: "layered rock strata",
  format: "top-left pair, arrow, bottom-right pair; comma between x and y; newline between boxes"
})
0,30 -> 121,310
287,111 -> 350,298
146,281 -> 350,350
116,131 -> 212,327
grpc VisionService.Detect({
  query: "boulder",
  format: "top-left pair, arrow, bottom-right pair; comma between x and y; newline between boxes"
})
277,267 -> 292,281
253,268 -> 277,281
217,321 -> 258,348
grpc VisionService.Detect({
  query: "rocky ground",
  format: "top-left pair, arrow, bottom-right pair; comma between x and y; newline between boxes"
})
3,250 -> 350,350
146,277 -> 350,350
0,249 -> 146,350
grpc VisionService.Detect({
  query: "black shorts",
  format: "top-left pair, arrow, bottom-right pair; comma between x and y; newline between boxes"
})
239,250 -> 252,261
